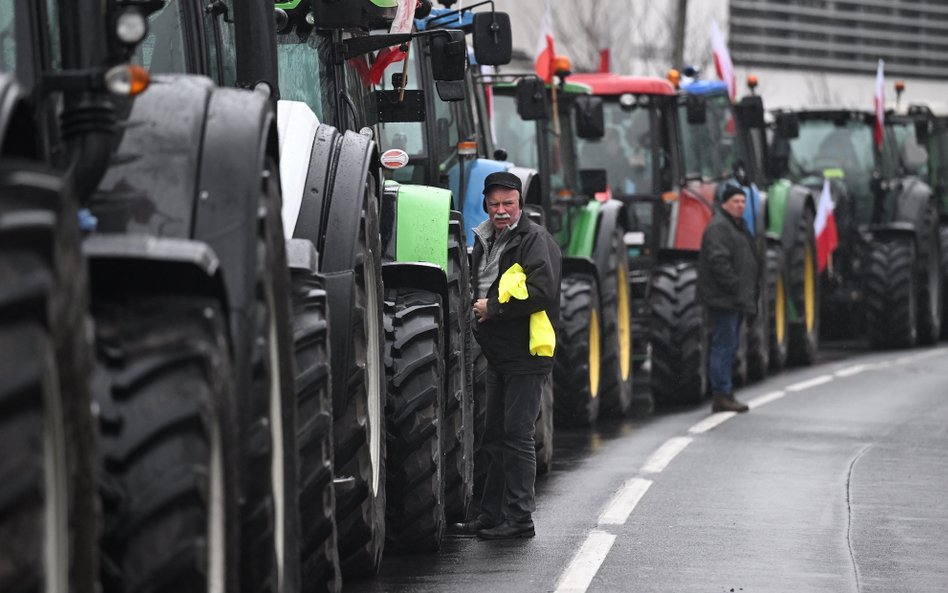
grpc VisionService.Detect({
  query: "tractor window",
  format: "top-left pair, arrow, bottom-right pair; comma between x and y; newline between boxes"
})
276,29 -> 326,121
788,119 -> 874,205
577,100 -> 654,196
432,86 -> 459,172
492,93 -> 538,169
134,1 -> 188,75
930,125 -> 948,206
205,0 -> 236,87
375,46 -> 426,184
890,121 -> 928,177
678,93 -> 741,182
0,4 -> 16,75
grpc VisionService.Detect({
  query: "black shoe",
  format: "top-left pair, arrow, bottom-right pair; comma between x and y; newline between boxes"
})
477,519 -> 535,540
448,515 -> 501,536
711,394 -> 749,413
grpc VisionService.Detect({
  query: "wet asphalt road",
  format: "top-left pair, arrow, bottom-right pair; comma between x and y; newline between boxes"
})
345,342 -> 948,593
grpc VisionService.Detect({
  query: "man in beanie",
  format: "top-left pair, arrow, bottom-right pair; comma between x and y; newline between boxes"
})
698,185 -> 760,413
452,171 -> 561,539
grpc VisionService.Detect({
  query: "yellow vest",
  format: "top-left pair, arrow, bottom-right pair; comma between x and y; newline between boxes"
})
497,263 -> 556,357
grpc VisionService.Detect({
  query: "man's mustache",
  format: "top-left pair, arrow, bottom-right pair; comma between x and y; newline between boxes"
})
493,212 -> 512,220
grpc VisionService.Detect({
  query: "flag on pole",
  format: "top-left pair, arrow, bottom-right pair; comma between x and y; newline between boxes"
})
598,17 -> 611,73
710,19 -> 736,101
368,0 -> 416,85
534,0 -> 556,83
874,59 -> 885,148
815,178 -> 839,272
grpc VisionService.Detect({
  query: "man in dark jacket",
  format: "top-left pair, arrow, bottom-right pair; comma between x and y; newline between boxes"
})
698,185 -> 760,413
453,171 -> 561,539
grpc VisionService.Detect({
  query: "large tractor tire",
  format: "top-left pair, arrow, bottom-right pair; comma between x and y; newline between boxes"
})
914,201 -> 943,345
941,225 -> 948,340
553,274 -> 601,427
288,248 -> 340,593
649,261 -> 707,406
334,193 -> 386,576
93,297 -> 240,593
865,236 -> 918,348
534,373 -> 554,476
745,248 -> 772,382
597,228 -> 634,417
766,245 -> 790,372
442,213 -> 474,522
0,164 -> 96,593
787,208 -> 819,365
383,289 -> 445,552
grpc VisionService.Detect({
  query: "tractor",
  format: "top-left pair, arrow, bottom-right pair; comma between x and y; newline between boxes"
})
770,107 -> 942,347
2,1 -> 304,593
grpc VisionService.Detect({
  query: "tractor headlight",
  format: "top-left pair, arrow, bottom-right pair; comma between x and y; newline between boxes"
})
116,9 -> 148,45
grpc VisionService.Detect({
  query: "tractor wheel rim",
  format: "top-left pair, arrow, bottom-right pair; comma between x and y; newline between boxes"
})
365,240 -> 383,496
804,242 -> 816,331
589,307 -> 601,398
776,273 -> 786,345
617,265 -> 632,380
207,314 -> 225,593
43,350 -> 68,593
267,285 -> 286,589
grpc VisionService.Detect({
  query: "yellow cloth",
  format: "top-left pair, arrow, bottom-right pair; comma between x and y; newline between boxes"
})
497,263 -> 556,357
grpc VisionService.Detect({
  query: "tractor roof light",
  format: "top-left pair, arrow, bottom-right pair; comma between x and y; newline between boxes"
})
554,55 -> 572,78
104,64 -> 150,96
895,80 -> 905,93
619,93 -> 636,108
747,74 -> 758,90
115,9 -> 148,45
667,68 -> 681,89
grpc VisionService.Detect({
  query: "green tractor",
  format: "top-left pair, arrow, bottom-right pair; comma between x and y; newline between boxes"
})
770,107 -> 942,347
3,1 -> 304,592
487,73 -> 642,426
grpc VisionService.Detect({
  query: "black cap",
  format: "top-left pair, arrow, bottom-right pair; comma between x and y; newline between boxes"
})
482,171 -> 522,195
720,185 -> 745,203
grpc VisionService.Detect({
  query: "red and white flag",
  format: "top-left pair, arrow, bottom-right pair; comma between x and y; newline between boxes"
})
369,0 -> 416,85
710,19 -> 736,101
874,59 -> 885,148
815,178 -> 839,272
534,0 -> 556,83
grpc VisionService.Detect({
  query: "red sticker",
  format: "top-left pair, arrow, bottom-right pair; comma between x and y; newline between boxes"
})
381,148 -> 409,170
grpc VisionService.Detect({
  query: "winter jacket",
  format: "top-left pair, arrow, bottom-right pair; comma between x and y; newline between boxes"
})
472,215 -> 562,375
697,206 -> 760,315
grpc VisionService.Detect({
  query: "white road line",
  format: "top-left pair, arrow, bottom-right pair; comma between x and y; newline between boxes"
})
835,364 -> 868,378
785,374 -> 834,392
641,437 -> 692,473
748,390 -> 787,409
598,478 -> 653,525
554,530 -> 617,593
688,412 -> 736,434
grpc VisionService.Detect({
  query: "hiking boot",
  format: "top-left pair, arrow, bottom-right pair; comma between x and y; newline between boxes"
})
712,394 -> 749,413
477,519 -> 535,540
449,515 -> 501,536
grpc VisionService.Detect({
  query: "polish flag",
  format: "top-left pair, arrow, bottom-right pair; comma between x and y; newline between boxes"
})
815,178 -> 839,273
874,59 -> 885,148
710,19 -> 736,101
368,0 -> 417,85
534,0 -> 556,83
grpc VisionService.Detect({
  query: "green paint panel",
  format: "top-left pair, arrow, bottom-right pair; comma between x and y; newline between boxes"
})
395,184 -> 451,271
567,200 -> 600,258
822,167 -> 845,179
368,0 -> 398,7
766,178 -> 790,237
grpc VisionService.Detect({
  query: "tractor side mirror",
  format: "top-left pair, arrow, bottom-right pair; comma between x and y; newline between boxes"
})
516,77 -> 549,121
472,12 -> 512,65
685,94 -> 706,125
430,30 -> 466,82
579,168 -> 608,195
372,90 -> 427,123
915,119 -> 930,145
735,95 -> 765,130
775,112 -> 800,139
574,96 -> 605,139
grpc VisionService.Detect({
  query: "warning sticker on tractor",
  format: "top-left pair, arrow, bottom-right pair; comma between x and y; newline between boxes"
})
381,149 -> 410,170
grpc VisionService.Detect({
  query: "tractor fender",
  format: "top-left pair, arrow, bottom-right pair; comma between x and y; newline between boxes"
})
657,247 -> 700,264
84,233 -> 229,315
277,100 -> 321,238
562,256 -> 600,288
91,74 -> 215,238
862,222 -> 916,243
893,176 -> 934,235
381,183 -> 452,271
779,182 -> 816,254
381,261 -> 451,354
0,73 -> 38,159
592,199 -> 625,276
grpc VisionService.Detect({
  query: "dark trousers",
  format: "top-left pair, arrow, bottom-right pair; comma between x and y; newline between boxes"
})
709,307 -> 743,396
480,368 -> 544,524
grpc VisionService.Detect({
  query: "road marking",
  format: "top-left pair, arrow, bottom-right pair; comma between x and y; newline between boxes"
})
688,412 -> 736,433
785,374 -> 834,392
598,478 -> 653,525
641,437 -> 692,473
748,389 -> 787,409
554,530 -> 617,593
836,364 -> 868,377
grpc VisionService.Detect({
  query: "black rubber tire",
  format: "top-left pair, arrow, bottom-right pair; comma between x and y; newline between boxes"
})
553,274 -> 602,427
648,261 -> 708,405
470,342 -> 489,503
787,207 -> 820,365
289,263 -> 341,593
334,190 -> 387,576
442,213 -> 474,522
941,225 -> 948,340
383,289 -> 446,552
766,245 -> 790,372
914,201 -> 943,345
597,227 -> 635,417
0,164 -> 96,593
745,262 -> 770,383
93,297 -> 240,593
534,373 -> 554,476
865,236 -> 918,348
